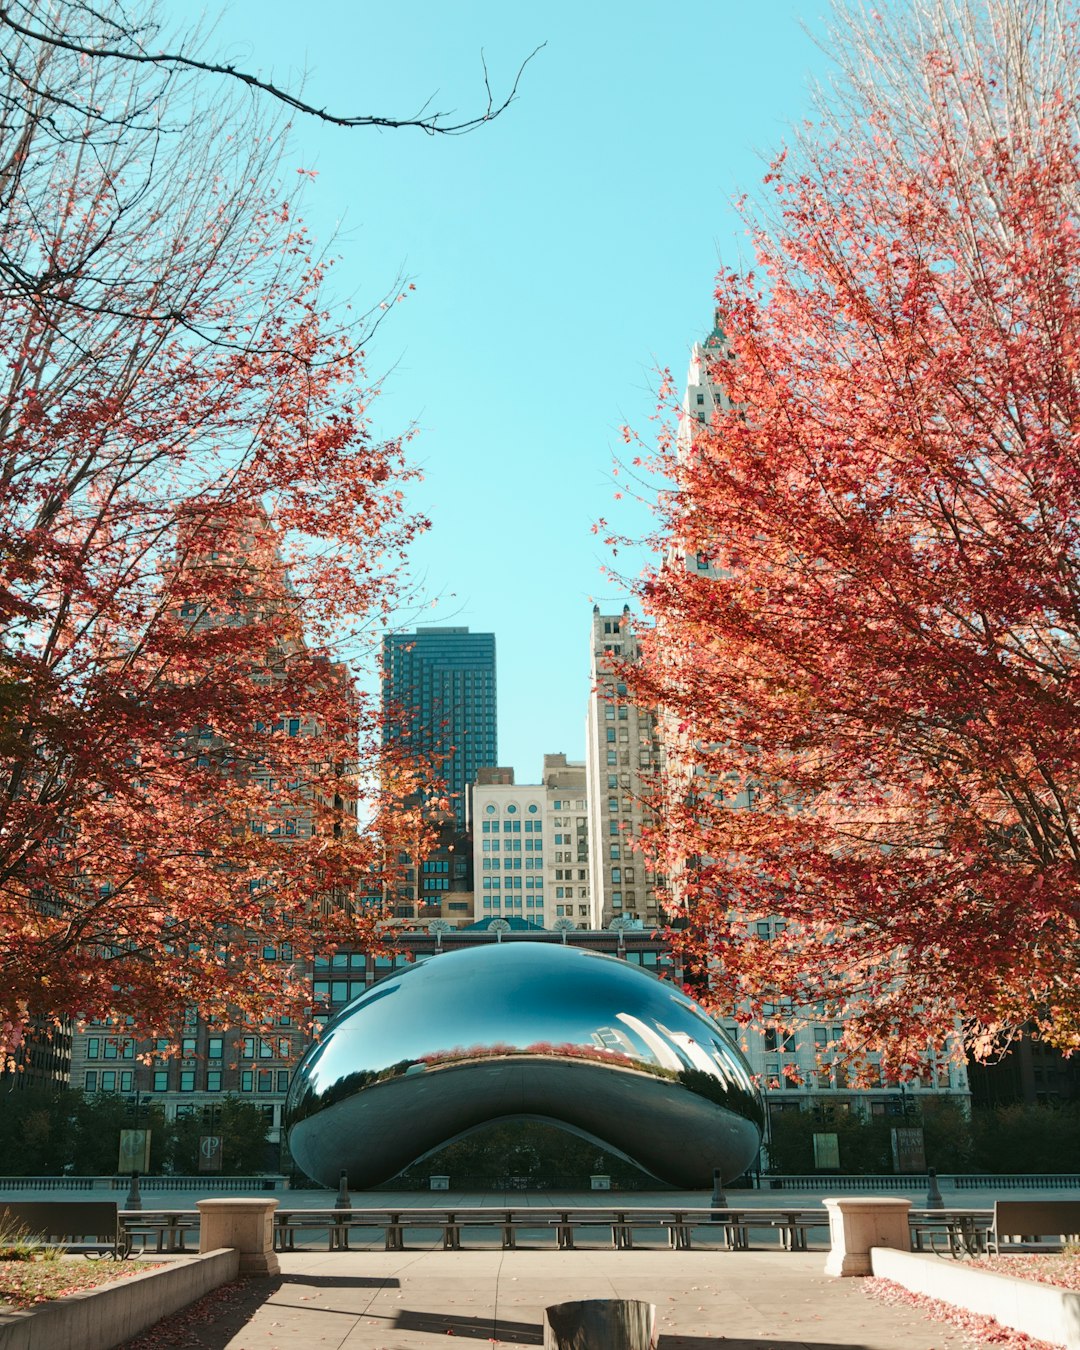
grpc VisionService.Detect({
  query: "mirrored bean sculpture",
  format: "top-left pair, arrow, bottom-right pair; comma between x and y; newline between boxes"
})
285,941 -> 763,1189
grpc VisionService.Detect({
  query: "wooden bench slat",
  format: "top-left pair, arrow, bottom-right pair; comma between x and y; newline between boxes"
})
0,1201 -> 129,1259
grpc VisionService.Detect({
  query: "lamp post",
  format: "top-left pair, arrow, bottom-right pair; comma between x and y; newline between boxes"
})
124,1090 -> 146,1211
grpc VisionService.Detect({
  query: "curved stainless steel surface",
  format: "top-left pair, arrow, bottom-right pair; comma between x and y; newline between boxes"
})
285,941 -> 762,1189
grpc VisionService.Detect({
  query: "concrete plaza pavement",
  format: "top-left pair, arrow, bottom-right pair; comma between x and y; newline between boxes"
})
123,1246 -> 969,1350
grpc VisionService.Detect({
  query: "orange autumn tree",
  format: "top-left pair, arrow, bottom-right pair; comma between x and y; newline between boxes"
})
631,0 -> 1080,1069
0,5 -> 432,1059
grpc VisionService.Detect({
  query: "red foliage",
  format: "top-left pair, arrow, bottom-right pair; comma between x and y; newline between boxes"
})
0,10 -> 432,1056
866,1276 -> 1062,1349
630,3 -> 1080,1063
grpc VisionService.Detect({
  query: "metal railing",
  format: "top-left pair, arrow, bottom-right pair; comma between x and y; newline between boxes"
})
108,1174 -> 284,1193
765,1174 -> 928,1191
0,1174 -> 286,1193
765,1173 -> 1080,1192
0,1176 -> 98,1191
951,1174 -> 1080,1191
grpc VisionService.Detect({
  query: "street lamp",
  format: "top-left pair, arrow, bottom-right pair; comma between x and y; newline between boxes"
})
124,1090 -> 147,1211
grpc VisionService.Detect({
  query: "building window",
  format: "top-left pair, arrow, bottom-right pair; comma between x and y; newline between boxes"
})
258,1070 -> 273,1093
609,845 -> 620,860
241,1071 -> 254,1092
207,1071 -> 223,1092
208,1037 -> 223,1059
101,1071 -> 116,1092
180,1070 -> 195,1091
85,1071 -> 98,1092
153,1070 -> 169,1091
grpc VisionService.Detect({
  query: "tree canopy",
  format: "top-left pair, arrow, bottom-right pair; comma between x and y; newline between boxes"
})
0,1 -> 438,1062
631,0 -> 1080,1069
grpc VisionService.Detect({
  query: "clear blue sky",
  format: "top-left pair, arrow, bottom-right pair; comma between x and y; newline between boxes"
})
198,1 -> 832,780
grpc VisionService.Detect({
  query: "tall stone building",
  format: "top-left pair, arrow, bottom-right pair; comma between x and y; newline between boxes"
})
584,606 -> 663,928
471,754 -> 591,928
69,506 -> 357,1158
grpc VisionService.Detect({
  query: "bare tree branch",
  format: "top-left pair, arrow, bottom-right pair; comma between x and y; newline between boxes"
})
0,5 -> 545,135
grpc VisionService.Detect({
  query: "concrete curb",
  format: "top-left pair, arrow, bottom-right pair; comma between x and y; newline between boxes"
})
870,1246 -> 1080,1349
0,1247 -> 241,1350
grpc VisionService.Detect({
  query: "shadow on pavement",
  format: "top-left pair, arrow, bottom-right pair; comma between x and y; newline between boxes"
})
278,1272 -> 401,1288
394,1308 -> 543,1344
118,1277 -> 282,1349
658,1341 -> 866,1349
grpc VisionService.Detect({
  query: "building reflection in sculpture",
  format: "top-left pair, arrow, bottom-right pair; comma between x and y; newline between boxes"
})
285,942 -> 762,1189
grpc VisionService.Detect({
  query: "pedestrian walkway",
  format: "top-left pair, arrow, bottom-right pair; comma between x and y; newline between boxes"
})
127,1246 -> 968,1349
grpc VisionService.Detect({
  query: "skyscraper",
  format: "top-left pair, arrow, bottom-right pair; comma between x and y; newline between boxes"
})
382,626 -> 497,830
584,606 -> 663,928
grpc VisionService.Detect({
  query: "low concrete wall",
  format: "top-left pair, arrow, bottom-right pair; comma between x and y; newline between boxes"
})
0,1248 -> 241,1350
871,1246 -> 1080,1350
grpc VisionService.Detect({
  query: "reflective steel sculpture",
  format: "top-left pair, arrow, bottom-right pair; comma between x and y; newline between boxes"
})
285,941 -> 762,1189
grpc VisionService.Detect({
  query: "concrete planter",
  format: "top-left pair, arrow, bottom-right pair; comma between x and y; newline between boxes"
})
0,1248 -> 240,1350
871,1246 -> 1080,1350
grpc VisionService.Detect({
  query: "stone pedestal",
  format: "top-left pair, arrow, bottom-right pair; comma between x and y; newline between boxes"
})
197,1197 -> 280,1276
823,1197 -> 911,1277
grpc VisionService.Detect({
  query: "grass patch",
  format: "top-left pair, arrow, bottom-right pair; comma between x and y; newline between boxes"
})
0,1255 -> 161,1308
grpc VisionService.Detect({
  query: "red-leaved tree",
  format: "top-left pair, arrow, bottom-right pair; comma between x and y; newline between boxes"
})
630,0 -> 1080,1068
0,4 -> 434,1060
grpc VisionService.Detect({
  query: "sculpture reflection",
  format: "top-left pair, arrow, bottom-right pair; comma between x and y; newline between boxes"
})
285,942 -> 762,1189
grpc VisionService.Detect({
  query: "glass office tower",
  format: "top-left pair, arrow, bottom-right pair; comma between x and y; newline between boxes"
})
382,626 -> 497,829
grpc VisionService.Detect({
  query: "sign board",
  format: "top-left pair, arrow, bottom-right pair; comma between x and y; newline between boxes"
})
198,1135 -> 224,1172
891,1127 -> 926,1174
118,1129 -> 151,1174
429,1174 -> 450,1191
812,1131 -> 840,1170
